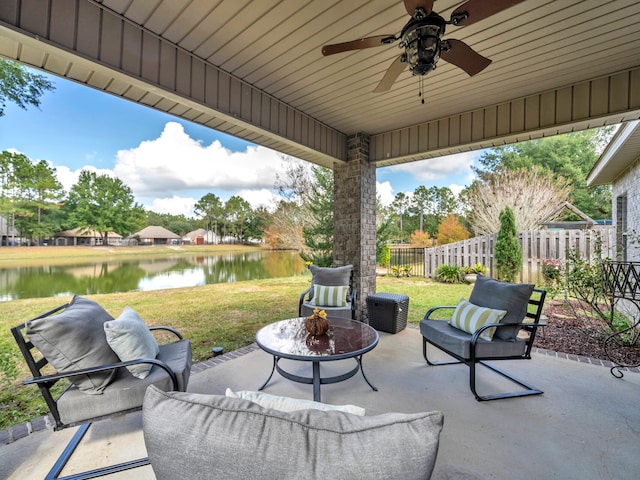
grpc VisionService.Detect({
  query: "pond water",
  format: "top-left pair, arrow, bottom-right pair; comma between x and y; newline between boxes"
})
0,251 -> 306,301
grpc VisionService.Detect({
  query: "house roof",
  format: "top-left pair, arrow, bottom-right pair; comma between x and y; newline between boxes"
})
134,226 -> 181,239
55,228 -> 123,238
538,201 -> 596,226
185,229 -> 207,239
587,119 -> 640,186
1,1 -> 639,169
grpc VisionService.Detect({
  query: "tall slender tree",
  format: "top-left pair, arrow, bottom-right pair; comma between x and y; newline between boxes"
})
224,195 -> 253,243
390,192 -> 410,241
17,160 -> 64,244
300,166 -> 334,266
194,193 -> 224,243
494,206 -> 522,282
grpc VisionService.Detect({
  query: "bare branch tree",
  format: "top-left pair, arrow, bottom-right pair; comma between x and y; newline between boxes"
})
264,200 -> 307,251
274,155 -> 312,202
464,167 -> 571,235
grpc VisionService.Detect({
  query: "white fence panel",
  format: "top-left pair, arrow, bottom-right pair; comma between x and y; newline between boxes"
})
422,227 -> 615,283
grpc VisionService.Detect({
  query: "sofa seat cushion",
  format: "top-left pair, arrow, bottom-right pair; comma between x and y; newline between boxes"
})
421,319 -> 527,360
58,339 -> 191,425
26,296 -> 119,394
143,386 -> 443,480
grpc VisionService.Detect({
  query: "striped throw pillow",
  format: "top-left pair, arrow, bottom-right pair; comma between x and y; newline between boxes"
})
311,284 -> 348,307
449,298 -> 507,341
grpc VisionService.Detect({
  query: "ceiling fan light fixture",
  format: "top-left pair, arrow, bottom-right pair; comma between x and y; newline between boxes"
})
401,22 -> 443,76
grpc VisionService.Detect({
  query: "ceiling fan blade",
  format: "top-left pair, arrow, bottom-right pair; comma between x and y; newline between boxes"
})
440,39 -> 491,76
450,0 -> 526,26
322,35 -> 396,56
373,55 -> 406,93
404,0 -> 435,17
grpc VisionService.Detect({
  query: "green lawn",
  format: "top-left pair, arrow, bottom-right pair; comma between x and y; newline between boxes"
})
0,260 -> 472,430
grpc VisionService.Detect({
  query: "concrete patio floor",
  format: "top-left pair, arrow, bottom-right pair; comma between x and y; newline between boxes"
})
1,326 -> 639,479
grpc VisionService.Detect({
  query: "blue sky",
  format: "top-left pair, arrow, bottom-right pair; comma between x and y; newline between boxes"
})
0,68 -> 481,217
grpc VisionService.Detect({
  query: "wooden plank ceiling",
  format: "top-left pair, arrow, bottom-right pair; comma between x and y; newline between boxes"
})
1,0 -> 640,168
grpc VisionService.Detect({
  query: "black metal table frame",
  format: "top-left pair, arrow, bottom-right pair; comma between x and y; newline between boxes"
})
256,322 -> 379,402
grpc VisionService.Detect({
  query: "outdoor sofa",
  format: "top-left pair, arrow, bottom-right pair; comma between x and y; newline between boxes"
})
143,386 -> 444,479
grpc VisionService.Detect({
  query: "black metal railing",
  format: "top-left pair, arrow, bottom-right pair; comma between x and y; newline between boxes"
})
389,247 -> 425,277
601,261 -> 640,377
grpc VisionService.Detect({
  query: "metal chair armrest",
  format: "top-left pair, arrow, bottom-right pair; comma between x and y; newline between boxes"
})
423,305 -> 456,320
470,321 -> 546,345
149,325 -> 183,340
24,357 -> 180,391
299,287 -> 312,316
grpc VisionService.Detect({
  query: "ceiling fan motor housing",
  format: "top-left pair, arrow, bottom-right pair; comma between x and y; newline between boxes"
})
400,13 -> 446,76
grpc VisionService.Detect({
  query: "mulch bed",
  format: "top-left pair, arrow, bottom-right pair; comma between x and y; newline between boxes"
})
534,299 -> 640,367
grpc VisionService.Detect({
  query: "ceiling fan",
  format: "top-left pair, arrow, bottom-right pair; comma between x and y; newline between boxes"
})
321,0 -> 525,93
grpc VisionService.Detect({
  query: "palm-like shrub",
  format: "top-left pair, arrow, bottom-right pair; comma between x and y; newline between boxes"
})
435,264 -> 465,284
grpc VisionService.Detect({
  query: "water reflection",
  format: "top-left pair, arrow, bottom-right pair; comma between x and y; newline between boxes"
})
0,251 -> 305,301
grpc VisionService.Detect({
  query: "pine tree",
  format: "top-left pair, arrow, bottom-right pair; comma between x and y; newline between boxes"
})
494,205 -> 522,282
300,166 -> 334,267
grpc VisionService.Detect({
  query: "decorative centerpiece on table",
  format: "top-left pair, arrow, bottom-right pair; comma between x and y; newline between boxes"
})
305,308 -> 329,336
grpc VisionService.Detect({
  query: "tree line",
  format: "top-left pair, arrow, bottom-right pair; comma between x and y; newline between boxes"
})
0,58 -> 613,255
381,128 -> 613,248
259,126 -> 612,267
0,150 -> 272,246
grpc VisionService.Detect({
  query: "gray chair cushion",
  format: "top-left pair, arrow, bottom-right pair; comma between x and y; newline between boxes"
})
309,264 -> 352,286
143,386 -> 443,480
468,275 -> 534,340
26,295 -> 119,394
58,339 -> 191,425
300,301 -> 353,320
420,319 -> 527,359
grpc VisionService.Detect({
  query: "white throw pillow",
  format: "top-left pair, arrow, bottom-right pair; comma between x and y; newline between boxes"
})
310,284 -> 348,307
225,388 -> 365,416
104,306 -> 159,379
449,298 -> 507,341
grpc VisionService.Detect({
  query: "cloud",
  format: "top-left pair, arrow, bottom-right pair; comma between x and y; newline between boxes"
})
377,181 -> 394,207
53,164 -> 116,194
236,189 -> 283,211
113,122 -> 285,197
448,184 -> 465,196
147,196 -> 198,217
387,151 -> 479,182
50,122 -> 297,216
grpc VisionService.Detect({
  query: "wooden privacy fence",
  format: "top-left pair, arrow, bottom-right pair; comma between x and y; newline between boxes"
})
416,227 -> 615,284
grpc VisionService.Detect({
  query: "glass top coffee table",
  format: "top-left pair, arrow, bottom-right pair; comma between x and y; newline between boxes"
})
256,317 -> 379,402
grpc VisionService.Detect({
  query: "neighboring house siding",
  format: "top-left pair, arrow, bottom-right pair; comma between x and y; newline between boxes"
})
612,156 -> 640,261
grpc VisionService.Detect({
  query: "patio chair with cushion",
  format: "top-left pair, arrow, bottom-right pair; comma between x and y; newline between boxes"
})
420,275 -> 546,401
299,264 -> 356,320
10,295 -> 192,480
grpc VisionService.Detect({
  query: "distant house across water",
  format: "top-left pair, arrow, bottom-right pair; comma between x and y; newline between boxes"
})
52,228 -> 123,246
132,226 -> 182,245
0,215 -> 21,246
